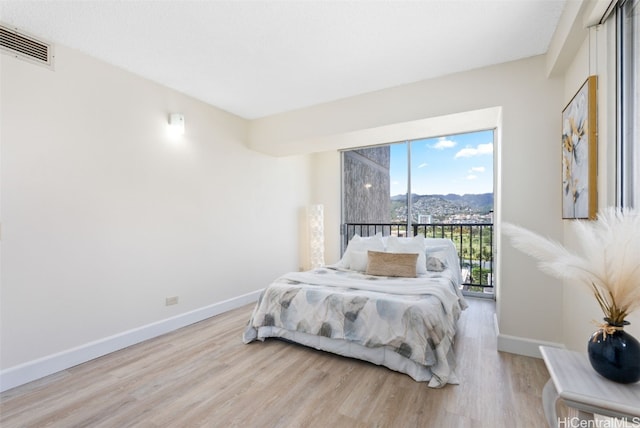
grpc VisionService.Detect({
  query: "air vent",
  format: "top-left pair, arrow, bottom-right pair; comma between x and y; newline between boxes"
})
0,24 -> 54,68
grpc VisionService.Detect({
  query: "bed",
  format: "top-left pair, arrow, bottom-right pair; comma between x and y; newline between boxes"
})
242,234 -> 468,388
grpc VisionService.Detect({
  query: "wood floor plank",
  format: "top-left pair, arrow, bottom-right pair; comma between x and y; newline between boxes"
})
0,298 -> 550,427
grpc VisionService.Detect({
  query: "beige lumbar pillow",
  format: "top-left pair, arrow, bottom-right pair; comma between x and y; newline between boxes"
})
366,251 -> 418,278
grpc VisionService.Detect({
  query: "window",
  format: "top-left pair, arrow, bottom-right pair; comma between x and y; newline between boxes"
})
341,130 -> 494,229
340,130 -> 496,294
391,131 -> 494,226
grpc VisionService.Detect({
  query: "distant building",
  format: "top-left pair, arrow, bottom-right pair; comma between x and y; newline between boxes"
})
418,214 -> 432,224
342,147 -> 391,223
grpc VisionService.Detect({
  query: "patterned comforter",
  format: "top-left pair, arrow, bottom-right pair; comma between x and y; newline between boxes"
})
243,266 -> 467,388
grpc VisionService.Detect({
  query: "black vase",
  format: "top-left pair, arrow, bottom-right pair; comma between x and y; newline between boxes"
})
587,319 -> 640,384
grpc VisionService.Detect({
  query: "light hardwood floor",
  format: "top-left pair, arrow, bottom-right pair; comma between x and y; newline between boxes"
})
1,298 -> 550,427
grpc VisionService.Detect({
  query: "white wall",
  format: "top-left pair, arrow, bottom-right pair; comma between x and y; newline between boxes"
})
559,13 -> 640,350
309,151 -> 341,265
250,55 -> 566,354
0,45 -> 311,374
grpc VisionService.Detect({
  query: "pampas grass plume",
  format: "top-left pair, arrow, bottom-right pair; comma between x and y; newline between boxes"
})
503,207 -> 640,325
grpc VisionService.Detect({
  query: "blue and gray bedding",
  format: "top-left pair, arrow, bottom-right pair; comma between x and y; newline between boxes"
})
243,264 -> 467,388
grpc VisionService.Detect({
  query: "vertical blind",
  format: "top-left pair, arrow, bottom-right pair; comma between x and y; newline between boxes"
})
618,0 -> 639,208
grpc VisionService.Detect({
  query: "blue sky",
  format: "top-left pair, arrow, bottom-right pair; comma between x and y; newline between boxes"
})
390,129 -> 494,196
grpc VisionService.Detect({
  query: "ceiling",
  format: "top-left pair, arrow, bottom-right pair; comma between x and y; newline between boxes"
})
0,0 -> 567,119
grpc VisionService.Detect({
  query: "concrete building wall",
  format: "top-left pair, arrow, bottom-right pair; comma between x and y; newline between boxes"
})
342,146 -> 390,224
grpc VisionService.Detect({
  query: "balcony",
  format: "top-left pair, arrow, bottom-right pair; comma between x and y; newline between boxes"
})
343,222 -> 494,297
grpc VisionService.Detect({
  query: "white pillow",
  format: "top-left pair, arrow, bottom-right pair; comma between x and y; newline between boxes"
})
424,238 -> 452,247
338,233 -> 385,271
386,235 -> 427,274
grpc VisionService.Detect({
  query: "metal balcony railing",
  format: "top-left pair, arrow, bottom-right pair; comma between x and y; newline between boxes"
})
342,222 -> 494,294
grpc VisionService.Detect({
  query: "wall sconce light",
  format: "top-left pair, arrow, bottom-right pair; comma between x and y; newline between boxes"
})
309,204 -> 325,269
168,113 -> 185,136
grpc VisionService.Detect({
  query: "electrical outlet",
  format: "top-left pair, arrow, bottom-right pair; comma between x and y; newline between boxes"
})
165,296 -> 179,306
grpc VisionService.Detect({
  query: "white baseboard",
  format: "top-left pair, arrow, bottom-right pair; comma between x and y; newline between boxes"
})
0,289 -> 262,393
494,313 -> 565,358
497,334 -> 565,358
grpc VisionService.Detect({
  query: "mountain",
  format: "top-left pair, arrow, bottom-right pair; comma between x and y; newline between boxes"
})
390,193 -> 493,222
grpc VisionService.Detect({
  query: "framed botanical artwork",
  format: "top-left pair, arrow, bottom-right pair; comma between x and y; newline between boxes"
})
562,76 -> 597,220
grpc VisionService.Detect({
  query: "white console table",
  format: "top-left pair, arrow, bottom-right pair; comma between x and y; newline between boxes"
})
540,346 -> 640,428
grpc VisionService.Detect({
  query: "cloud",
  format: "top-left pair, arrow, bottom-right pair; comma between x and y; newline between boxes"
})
469,166 -> 485,173
430,137 -> 457,150
466,174 -> 478,180
418,162 -> 428,168
455,143 -> 493,158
